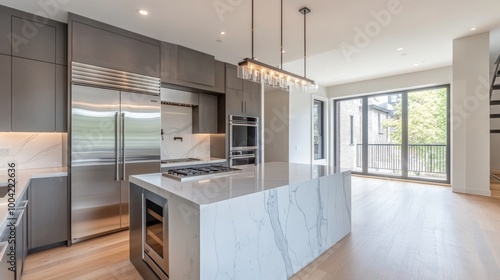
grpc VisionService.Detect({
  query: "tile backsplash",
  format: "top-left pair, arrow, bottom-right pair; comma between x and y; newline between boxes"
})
161,105 -> 210,159
0,133 -> 64,170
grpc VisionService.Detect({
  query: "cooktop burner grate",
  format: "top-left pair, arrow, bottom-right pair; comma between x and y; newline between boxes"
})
162,165 -> 242,182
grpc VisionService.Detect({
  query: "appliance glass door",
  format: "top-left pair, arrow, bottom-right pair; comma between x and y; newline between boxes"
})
143,191 -> 169,278
145,199 -> 164,258
71,85 -> 121,241
231,124 -> 258,149
120,92 -> 161,228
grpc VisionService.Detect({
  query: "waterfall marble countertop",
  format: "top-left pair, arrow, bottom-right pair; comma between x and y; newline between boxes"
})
160,157 -> 226,169
132,161 -> 348,205
130,161 -> 351,280
0,167 -> 67,229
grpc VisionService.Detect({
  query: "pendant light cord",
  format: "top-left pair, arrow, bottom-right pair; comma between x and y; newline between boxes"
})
252,0 -> 254,59
303,9 -> 307,78
281,0 -> 283,69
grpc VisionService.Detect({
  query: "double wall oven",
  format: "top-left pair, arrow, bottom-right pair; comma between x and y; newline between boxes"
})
229,115 -> 259,166
143,190 -> 169,279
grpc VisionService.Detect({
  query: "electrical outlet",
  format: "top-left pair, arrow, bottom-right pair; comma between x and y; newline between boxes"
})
0,148 -> 9,156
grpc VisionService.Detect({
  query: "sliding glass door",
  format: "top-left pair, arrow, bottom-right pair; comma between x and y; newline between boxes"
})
367,94 -> 402,176
334,85 -> 449,183
407,88 -> 448,180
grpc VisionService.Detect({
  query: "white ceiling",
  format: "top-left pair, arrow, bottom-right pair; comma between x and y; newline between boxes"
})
2,0 -> 500,86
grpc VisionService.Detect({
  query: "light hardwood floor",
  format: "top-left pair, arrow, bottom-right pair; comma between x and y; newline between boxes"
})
23,177 -> 500,280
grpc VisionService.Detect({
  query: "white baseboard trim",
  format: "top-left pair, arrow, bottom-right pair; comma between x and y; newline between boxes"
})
452,187 -> 492,197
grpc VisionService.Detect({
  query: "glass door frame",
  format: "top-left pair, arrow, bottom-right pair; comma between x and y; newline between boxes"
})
334,84 -> 450,184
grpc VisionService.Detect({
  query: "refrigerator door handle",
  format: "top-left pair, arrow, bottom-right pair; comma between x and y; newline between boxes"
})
121,112 -> 126,181
115,112 -> 119,181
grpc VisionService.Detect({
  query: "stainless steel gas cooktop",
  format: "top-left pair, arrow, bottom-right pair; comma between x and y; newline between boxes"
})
161,158 -> 202,164
162,165 -> 242,182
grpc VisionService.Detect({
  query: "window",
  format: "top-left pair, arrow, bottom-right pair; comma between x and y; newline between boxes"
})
335,85 -> 450,183
314,100 -> 325,160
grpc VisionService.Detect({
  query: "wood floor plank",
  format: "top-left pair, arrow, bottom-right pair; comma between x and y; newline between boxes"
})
23,177 -> 500,280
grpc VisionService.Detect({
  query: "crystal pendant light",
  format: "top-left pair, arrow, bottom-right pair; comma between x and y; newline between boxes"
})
237,1 -> 318,93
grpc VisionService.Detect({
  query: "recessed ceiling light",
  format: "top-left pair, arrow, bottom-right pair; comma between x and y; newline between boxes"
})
220,31 -> 226,35
397,48 -> 403,51
340,73 -> 345,75
138,9 -> 149,16
401,53 -> 408,56
216,39 -> 222,43
470,27 -> 477,31
413,63 -> 419,66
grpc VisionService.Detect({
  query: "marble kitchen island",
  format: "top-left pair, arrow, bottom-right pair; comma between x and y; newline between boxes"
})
129,162 -> 351,280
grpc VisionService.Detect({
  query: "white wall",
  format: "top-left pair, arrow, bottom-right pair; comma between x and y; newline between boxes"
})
289,90 -> 312,164
452,32 -> 491,196
328,67 -> 452,98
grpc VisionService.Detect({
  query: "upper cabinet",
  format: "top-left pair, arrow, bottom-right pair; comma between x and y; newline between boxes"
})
0,6 -> 68,132
71,18 -> 160,77
193,94 -> 218,134
12,57 -> 56,132
178,46 -> 215,86
225,64 -> 261,117
11,17 -> 56,63
160,42 -> 225,93
0,54 -> 11,131
0,10 -> 11,55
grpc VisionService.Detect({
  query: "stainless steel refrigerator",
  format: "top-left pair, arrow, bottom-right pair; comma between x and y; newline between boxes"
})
71,67 -> 161,242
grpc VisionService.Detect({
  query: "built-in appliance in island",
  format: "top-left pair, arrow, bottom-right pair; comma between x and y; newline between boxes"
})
143,190 -> 169,280
129,162 -> 351,280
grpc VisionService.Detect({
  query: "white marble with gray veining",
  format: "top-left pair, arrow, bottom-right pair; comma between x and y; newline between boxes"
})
161,104 -> 210,160
0,133 -> 64,170
130,162 -> 351,280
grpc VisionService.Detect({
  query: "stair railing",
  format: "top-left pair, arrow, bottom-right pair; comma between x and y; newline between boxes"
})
491,54 -> 500,100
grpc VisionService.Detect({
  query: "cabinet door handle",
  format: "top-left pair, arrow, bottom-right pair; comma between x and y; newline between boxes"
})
241,101 -> 244,113
115,112 -> 119,181
245,102 -> 247,113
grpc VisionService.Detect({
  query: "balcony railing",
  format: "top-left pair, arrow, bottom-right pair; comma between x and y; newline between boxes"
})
356,144 -> 447,174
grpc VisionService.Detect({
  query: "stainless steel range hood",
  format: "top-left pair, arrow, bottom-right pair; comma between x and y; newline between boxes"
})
160,88 -> 199,107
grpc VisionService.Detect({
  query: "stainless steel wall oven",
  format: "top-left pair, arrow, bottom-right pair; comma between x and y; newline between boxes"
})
143,190 -> 169,280
229,115 -> 259,166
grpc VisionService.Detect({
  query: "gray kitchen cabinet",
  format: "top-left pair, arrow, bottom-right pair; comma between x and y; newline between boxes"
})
226,64 -> 243,91
72,20 -> 160,77
193,93 -> 218,133
11,17 -> 56,63
178,46 -> 215,86
225,64 -> 261,117
56,64 -> 67,132
0,55 -> 11,131
160,42 -> 225,93
28,176 -> 68,250
0,11 -> 10,55
12,57 -> 56,132
226,88 -> 244,116
0,6 -> 68,133
243,80 -> 261,117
